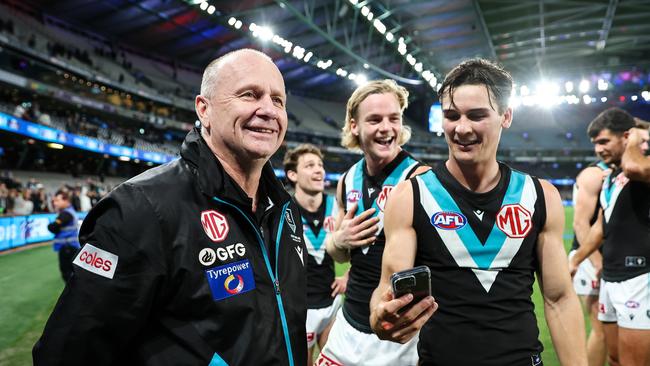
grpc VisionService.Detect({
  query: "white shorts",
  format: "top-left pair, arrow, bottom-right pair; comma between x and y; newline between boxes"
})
307,295 -> 344,348
598,273 -> 650,330
569,250 -> 600,296
315,309 -> 419,366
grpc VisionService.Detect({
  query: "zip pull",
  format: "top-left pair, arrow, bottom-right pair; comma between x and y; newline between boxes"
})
274,279 -> 281,294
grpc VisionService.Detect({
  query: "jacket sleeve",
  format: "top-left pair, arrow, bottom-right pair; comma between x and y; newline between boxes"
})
47,211 -> 73,234
33,183 -> 168,366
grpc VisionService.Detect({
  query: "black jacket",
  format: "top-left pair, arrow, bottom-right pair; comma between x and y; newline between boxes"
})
33,128 -> 308,365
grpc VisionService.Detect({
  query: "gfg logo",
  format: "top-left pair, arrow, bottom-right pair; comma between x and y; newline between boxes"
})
431,211 -> 467,230
216,243 -> 246,261
496,204 -> 532,238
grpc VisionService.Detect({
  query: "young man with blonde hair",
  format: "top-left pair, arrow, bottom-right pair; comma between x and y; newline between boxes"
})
316,79 -> 429,366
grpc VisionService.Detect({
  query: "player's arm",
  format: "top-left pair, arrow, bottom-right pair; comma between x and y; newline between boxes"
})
33,184 -> 166,365
369,180 -> 437,344
621,127 -> 650,183
536,180 -> 588,366
325,178 -> 380,263
571,167 -> 604,270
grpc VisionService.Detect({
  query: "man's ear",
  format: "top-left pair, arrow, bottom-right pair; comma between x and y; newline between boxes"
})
195,95 -> 210,132
350,118 -> 359,136
287,170 -> 298,184
501,107 -> 513,129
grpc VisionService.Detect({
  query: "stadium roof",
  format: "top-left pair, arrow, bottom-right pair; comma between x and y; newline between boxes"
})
21,0 -> 650,100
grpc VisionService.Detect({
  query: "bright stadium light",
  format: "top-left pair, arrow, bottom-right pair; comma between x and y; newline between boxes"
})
579,80 -> 590,93
354,74 -> 368,86
597,79 -> 608,91
564,81 -> 574,93
631,95 -> 638,101
228,17 -> 236,26
385,32 -> 394,42
601,96 -> 608,103
207,5 -> 216,14
520,85 -> 530,96
641,91 -> 650,101
583,94 -> 591,104
199,1 -> 209,11
234,20 -> 242,29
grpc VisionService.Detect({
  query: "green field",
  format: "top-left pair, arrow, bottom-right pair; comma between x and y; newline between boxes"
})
0,208 -> 581,366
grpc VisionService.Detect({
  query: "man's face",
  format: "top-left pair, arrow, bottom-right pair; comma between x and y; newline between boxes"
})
351,92 -> 403,165
52,195 -> 68,211
442,84 -> 511,166
591,129 -> 626,165
196,53 -> 288,163
289,153 -> 325,195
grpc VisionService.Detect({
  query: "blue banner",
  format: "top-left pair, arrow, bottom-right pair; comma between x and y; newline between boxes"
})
0,212 -> 87,252
0,112 -> 176,164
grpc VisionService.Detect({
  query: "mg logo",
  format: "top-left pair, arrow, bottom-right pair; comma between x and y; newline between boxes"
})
323,216 -> 335,233
201,210 -> 229,242
375,185 -> 394,212
496,204 -> 532,238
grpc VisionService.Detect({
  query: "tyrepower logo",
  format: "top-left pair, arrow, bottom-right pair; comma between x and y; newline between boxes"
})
375,185 -> 394,212
201,210 -> 229,242
73,243 -> 118,279
496,204 -> 532,238
431,211 -> 467,230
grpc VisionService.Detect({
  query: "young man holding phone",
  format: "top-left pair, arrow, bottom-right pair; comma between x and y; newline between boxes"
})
370,59 -> 587,365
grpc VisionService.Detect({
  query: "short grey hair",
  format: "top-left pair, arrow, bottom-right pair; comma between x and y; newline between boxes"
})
199,48 -> 274,98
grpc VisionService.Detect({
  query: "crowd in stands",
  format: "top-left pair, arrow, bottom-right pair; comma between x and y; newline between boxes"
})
0,171 -> 110,216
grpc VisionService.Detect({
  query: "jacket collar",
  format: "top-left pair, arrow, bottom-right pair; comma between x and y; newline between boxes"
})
180,128 -> 291,208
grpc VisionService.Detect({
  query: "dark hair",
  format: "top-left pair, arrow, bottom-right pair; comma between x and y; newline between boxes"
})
439,58 -> 513,114
587,107 -> 636,138
54,190 -> 70,201
282,144 -> 324,186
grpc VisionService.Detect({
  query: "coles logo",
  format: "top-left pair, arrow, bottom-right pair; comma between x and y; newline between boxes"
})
496,204 -> 532,238
431,211 -> 467,230
375,185 -> 394,212
346,190 -> 360,203
72,243 -> 118,279
323,216 -> 335,233
201,210 -> 229,242
224,274 -> 245,294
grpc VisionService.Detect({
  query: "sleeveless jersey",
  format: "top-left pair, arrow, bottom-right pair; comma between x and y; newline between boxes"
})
300,194 -> 339,309
340,150 -> 421,332
413,163 -> 545,365
571,161 -> 609,251
599,169 -> 650,282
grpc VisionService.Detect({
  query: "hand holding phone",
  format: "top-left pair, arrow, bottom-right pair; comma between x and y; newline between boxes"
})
390,265 -> 431,313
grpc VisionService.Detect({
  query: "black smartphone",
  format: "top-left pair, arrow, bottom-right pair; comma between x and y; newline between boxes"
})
390,265 -> 431,313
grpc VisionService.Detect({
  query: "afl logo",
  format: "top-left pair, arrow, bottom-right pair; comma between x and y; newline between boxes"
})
431,211 -> 467,230
198,248 -> 216,266
347,190 -> 360,203
375,186 -> 394,212
224,274 -> 245,294
496,204 -> 532,238
201,210 -> 229,242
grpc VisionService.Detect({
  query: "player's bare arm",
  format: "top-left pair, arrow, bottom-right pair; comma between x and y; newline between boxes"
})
570,167 -> 604,272
537,180 -> 588,366
621,127 -> 650,183
369,180 -> 437,344
325,178 -> 380,263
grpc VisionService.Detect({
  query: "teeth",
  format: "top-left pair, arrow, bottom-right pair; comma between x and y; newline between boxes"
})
249,127 -> 274,133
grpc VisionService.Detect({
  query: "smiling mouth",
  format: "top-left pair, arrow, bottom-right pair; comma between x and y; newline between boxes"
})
375,137 -> 394,146
454,139 -> 479,147
247,127 -> 276,134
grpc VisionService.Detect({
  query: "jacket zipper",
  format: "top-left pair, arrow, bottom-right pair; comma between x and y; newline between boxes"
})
212,197 -> 295,366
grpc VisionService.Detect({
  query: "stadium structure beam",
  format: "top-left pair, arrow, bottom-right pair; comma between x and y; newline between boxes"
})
274,0 -> 424,85
488,5 -> 606,30
596,0 -> 618,51
472,0 -> 497,60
